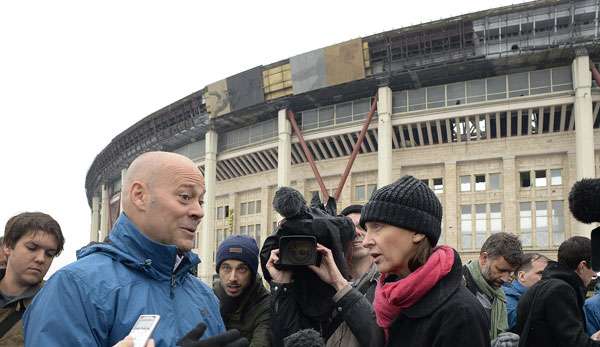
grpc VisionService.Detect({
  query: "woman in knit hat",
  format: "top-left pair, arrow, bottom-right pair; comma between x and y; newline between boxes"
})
360,175 -> 490,347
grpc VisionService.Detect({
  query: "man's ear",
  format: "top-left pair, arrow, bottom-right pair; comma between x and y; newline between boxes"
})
3,245 -> 12,260
517,270 -> 526,283
479,251 -> 488,267
129,181 -> 149,212
576,260 -> 588,274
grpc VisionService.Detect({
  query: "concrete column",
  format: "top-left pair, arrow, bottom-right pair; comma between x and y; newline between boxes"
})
572,54 -> 596,179
502,156 -> 518,234
443,161 -> 458,249
278,109 -> 292,188
377,87 -> 393,187
229,192 -> 239,236
99,184 -> 110,241
572,54 -> 596,236
90,195 -> 101,242
200,130 -> 218,283
260,187 -> 272,247
341,173 -> 352,208
119,168 -> 127,212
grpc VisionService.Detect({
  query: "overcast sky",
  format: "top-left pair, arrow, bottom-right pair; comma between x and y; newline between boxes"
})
0,0 -> 525,276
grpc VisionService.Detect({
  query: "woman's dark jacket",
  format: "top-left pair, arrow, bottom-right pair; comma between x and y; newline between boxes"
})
514,261 -> 600,347
381,249 -> 490,347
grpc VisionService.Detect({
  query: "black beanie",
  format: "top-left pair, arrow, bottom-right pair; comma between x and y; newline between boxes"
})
359,175 -> 443,247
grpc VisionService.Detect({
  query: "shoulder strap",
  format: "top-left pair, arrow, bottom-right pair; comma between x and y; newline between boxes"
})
0,300 -> 26,339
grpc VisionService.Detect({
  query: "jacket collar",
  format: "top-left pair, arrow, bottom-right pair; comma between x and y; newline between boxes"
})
402,249 -> 463,319
506,280 -> 528,296
77,213 -> 200,281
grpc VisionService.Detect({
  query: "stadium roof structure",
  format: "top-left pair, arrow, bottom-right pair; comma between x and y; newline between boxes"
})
86,0 -> 600,206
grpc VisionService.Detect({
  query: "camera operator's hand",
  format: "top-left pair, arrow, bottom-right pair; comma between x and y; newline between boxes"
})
266,249 -> 292,283
177,323 -> 249,347
309,243 -> 349,292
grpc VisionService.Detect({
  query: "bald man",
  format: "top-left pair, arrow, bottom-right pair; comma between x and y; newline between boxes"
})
23,152 -> 226,347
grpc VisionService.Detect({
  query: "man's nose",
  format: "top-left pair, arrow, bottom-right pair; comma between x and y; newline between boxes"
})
33,250 -> 45,263
362,232 -> 373,248
228,270 -> 238,281
190,201 -> 204,220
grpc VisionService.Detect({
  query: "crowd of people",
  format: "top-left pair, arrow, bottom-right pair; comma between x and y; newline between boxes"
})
0,150 -> 599,347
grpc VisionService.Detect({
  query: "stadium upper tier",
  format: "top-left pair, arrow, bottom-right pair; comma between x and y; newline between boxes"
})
86,0 -> 600,205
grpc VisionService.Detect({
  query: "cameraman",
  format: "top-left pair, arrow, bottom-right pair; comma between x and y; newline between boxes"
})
266,243 -> 380,347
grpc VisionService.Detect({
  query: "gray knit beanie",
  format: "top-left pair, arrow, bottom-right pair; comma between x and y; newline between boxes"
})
359,175 -> 443,246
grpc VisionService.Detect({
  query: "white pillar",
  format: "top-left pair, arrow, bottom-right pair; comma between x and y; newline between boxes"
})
572,54 -> 596,236
377,86 -> 393,187
200,129 -> 218,283
90,195 -> 100,242
443,161 -> 458,248
278,109 -> 291,188
502,156 -> 517,234
99,184 -> 110,241
119,168 -> 127,212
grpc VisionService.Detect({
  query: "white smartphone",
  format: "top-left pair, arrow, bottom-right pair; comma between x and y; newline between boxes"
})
129,314 -> 160,347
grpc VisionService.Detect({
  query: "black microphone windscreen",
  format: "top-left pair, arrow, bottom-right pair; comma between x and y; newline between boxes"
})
569,178 -> 600,224
591,227 -> 600,271
283,329 -> 324,347
273,187 -> 306,219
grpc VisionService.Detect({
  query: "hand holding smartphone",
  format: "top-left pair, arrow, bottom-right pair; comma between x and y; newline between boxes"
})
128,315 -> 160,347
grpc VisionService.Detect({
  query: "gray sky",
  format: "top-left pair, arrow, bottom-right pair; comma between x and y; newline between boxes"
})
0,0 -> 524,276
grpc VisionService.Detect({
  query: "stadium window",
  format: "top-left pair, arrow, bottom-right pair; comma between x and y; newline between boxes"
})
433,178 -> 443,193
460,175 -> 471,192
240,202 -> 247,216
255,224 -> 261,246
460,205 -> 473,250
535,170 -> 547,187
475,175 -> 486,191
367,184 -> 377,198
420,179 -> 430,187
489,173 -> 501,190
519,202 -> 532,247
217,206 -> 224,220
490,203 -> 502,233
552,200 -> 564,246
550,169 -> 562,186
248,201 -> 256,215
239,225 -> 247,236
520,171 -> 531,188
255,200 -> 261,214
535,201 -> 549,247
355,185 -> 366,201
475,204 -> 487,248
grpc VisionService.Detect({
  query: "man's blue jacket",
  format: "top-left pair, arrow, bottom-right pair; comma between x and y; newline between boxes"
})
23,213 -> 225,346
502,280 -> 527,330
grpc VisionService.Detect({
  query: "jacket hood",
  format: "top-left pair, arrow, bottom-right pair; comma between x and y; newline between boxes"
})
76,213 -> 200,281
403,248 -> 463,318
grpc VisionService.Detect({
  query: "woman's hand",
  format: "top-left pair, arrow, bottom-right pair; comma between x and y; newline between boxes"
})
265,249 -> 292,283
308,243 -> 349,291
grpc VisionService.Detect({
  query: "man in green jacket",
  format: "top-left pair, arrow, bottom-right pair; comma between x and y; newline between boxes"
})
213,235 -> 271,347
0,212 -> 64,347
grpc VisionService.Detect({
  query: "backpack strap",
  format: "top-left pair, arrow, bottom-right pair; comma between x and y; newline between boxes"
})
0,300 -> 26,339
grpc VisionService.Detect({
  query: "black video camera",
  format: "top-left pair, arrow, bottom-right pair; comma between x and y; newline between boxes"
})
259,187 -> 356,320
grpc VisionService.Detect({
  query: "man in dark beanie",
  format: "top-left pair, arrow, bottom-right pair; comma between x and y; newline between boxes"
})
213,235 -> 271,347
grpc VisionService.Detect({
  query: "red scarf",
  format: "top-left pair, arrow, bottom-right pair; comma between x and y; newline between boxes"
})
373,245 -> 455,341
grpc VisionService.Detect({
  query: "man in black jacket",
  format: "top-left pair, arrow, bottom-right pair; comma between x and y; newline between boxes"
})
515,236 -> 600,346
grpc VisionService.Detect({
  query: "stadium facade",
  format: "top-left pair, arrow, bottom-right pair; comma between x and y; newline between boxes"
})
87,0 -> 600,283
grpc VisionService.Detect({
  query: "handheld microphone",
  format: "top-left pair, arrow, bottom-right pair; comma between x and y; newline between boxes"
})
568,178 -> 600,271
